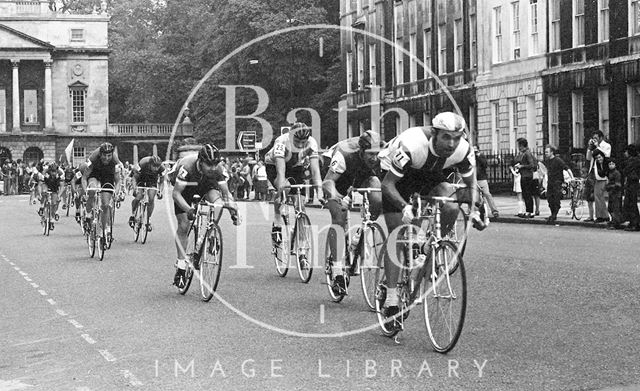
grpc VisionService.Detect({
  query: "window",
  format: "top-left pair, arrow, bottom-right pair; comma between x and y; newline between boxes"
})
394,4 -> 404,37
395,38 -> 404,85
550,0 -> 561,51
454,19 -> 463,71
423,29 -> 432,76
438,24 -> 446,74
529,0 -> 539,55
470,13 -> 477,67
572,91 -> 584,148
356,0 -> 362,14
73,147 -> 86,167
491,101 -> 501,153
345,0 -> 351,14
369,44 -> 377,85
548,95 -> 559,147
423,0 -> 432,28
573,0 -> 585,47
70,88 -> 87,123
23,89 -> 38,124
346,52 -> 353,93
70,28 -> 85,42
408,0 -> 417,29
509,99 -> 518,151
598,0 -> 609,42
628,85 -> 640,144
493,6 -> 503,63
409,33 -> 417,82
357,38 -> 365,89
599,88 -> 609,138
512,1 -> 521,59
632,0 -> 640,35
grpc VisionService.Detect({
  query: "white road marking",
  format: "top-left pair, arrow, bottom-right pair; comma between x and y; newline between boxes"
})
18,271 -> 27,276
24,276 -> 32,282
55,309 -> 68,317
47,299 -> 56,305
13,266 -> 20,271
320,304 -> 325,324
0,379 -> 33,390
98,350 -> 116,362
29,283 -> 39,288
37,290 -> 48,296
67,319 -> 84,329
80,334 -> 96,345
121,370 -> 143,386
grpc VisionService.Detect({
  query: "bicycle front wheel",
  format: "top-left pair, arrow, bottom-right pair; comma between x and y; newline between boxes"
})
65,192 -> 71,217
324,226 -> 345,302
423,240 -> 466,353
295,213 -> 314,283
141,204 -> 149,244
42,204 -> 50,236
574,196 -> 586,220
273,221 -> 290,277
360,222 -> 386,311
88,219 -> 96,258
200,222 -> 223,302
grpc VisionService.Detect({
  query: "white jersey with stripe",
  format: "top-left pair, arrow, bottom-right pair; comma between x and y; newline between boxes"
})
265,133 -> 319,167
378,126 -> 475,178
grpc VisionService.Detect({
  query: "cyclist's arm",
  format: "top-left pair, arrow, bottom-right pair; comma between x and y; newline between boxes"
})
381,171 -> 409,211
130,172 -> 138,192
274,158 -> 287,193
81,165 -> 93,192
322,170 -> 342,200
460,171 -> 479,208
172,180 -> 192,213
309,157 -> 323,195
217,181 -> 235,204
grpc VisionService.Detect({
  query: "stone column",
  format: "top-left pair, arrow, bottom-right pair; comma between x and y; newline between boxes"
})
11,60 -> 20,132
133,144 -> 139,165
152,143 -> 158,157
44,60 -> 53,130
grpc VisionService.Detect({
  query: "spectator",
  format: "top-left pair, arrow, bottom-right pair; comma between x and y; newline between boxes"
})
253,160 -> 268,201
544,145 -> 573,223
240,162 -> 252,200
584,130 -> 611,222
622,144 -> 640,231
587,151 -> 609,223
606,158 -> 623,230
531,152 -> 541,216
509,164 -> 525,217
513,138 -> 537,218
473,146 -> 499,218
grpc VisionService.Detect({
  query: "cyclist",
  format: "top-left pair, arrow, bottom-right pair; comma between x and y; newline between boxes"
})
82,142 -> 123,243
322,130 -> 386,294
265,122 -> 323,246
128,155 -> 165,232
72,161 -> 89,223
61,163 -> 75,210
377,111 -> 486,325
40,163 -> 64,231
171,144 -> 239,288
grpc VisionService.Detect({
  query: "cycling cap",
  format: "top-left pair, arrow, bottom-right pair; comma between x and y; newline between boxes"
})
358,130 -> 382,150
291,122 -> 312,140
198,144 -> 220,165
431,112 -> 466,133
150,155 -> 162,166
99,142 -> 115,154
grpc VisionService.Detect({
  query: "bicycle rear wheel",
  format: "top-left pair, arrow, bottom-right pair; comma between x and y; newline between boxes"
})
374,240 -> 401,338
273,220 -> 290,277
42,204 -> 50,236
324,227 -> 345,302
360,222 -> 386,311
574,196 -> 586,220
423,240 -> 466,353
295,213 -> 314,283
200,222 -> 223,302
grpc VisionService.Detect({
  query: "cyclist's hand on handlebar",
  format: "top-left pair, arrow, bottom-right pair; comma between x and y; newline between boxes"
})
157,192 -> 163,200
186,207 -> 197,221
401,204 -> 415,224
470,210 -> 487,231
340,195 -> 351,210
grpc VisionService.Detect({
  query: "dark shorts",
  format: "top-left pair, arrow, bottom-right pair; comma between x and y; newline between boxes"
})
381,169 -> 449,214
174,180 -> 220,215
334,172 -> 383,197
266,164 -> 306,186
89,172 -> 116,187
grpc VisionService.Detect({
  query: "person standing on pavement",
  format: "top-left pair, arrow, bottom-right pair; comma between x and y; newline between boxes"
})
513,138 -> 537,218
590,151 -> 610,223
584,130 -> 611,222
622,144 -> 640,231
473,146 -> 499,218
544,145 -> 573,223
605,158 -> 623,230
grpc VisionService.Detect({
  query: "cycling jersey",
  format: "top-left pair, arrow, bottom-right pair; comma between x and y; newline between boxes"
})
326,137 -> 384,195
42,169 -> 63,192
63,167 -> 75,183
131,157 -> 165,188
265,133 -> 319,184
171,154 -> 227,215
86,147 -> 122,186
378,126 -> 475,212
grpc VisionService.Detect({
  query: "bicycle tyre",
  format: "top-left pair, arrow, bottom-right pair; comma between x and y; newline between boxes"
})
273,220 -> 290,277
43,204 -> 50,236
295,213 -> 314,283
97,215 -> 106,261
324,227 -> 345,302
374,240 -> 401,338
178,265 -> 194,295
200,222 -> 223,302
88,218 -> 96,258
574,196 -> 586,220
141,204 -> 149,244
65,192 -> 71,217
423,240 -> 466,353
360,222 -> 386,311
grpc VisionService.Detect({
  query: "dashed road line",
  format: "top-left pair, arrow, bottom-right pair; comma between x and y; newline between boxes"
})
2,252 -> 143,386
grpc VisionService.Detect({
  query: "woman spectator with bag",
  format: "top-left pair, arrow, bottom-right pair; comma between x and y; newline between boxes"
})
513,138 -> 537,218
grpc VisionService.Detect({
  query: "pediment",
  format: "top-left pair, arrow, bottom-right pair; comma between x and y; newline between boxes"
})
0,24 -> 54,50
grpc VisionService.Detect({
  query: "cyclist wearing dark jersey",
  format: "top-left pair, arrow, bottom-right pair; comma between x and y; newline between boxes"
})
128,155 -> 165,231
170,144 -> 239,288
40,163 -> 64,231
60,164 -> 75,210
322,130 -> 386,293
378,112 -> 485,325
72,161 -> 89,222
82,142 -> 122,241
265,122 -> 323,246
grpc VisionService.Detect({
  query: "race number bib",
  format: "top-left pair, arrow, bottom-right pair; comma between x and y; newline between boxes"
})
177,166 -> 189,181
392,149 -> 411,169
273,143 -> 286,158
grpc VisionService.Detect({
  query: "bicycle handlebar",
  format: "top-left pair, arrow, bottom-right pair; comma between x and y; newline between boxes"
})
86,187 -> 116,193
351,187 -> 382,193
283,184 -> 313,190
135,186 -> 158,191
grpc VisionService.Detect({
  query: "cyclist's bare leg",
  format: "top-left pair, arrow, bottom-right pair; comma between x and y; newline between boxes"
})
146,189 -> 158,220
382,211 -> 404,307
50,193 -> 60,219
100,191 -> 112,232
362,176 -> 383,220
86,178 -> 100,218
431,182 -> 461,235
131,188 -> 143,215
174,212 -> 191,272
326,198 -> 348,274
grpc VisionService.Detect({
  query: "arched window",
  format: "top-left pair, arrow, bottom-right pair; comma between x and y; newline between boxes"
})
23,146 -> 43,166
0,146 -> 11,166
